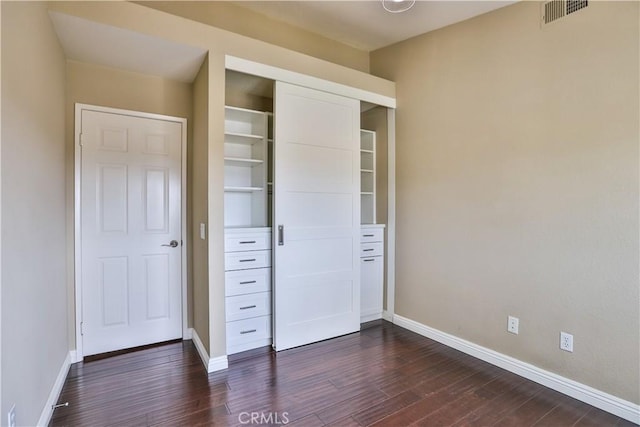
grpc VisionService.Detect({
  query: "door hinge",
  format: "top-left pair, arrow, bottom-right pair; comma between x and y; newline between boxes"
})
79,133 -> 84,146
80,321 -> 84,336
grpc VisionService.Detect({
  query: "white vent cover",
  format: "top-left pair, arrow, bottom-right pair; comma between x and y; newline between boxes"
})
542,0 -> 588,25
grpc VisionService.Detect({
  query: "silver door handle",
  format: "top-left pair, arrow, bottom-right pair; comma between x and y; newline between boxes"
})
162,240 -> 179,248
278,225 -> 284,246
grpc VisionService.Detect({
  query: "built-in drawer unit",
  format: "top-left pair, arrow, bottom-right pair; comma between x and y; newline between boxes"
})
225,250 -> 271,271
225,268 -> 271,297
360,224 -> 385,323
224,227 -> 272,355
226,292 -> 272,322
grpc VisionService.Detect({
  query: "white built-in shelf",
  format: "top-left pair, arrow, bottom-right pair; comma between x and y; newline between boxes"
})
225,132 -> 263,144
224,157 -> 264,167
360,129 -> 376,224
224,186 -> 264,193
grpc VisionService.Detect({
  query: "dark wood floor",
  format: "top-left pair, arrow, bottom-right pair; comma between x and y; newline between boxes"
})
51,321 -> 636,426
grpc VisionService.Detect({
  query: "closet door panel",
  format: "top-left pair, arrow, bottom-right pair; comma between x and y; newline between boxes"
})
279,144 -> 353,193
280,193 -> 352,228
273,81 -> 360,351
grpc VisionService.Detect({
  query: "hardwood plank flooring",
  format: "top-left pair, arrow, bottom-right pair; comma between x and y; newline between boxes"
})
50,321 -> 636,426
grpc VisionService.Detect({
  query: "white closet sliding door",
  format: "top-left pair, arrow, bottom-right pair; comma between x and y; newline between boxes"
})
273,82 -> 361,351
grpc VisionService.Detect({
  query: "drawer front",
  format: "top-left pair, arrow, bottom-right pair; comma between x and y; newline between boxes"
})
225,232 -> 271,252
225,250 -> 271,271
226,315 -> 272,347
360,242 -> 383,258
226,268 -> 271,296
361,228 -> 383,243
226,292 -> 272,322
361,256 -> 384,316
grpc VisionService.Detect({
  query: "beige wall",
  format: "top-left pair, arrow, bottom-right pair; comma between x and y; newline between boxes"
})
192,59 -> 210,351
207,53 -> 227,357
371,1 -> 639,403
137,1 -> 369,73
65,60 -> 194,346
1,2 -> 68,425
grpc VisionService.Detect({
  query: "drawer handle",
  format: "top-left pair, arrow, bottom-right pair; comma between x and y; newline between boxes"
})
240,329 -> 257,335
363,234 -> 374,237
239,305 -> 257,310
363,248 -> 374,252
239,258 -> 256,263
239,280 -> 257,285
363,258 -> 376,262
239,240 -> 256,244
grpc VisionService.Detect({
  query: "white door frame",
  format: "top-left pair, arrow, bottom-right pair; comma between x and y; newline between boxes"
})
74,103 -> 188,360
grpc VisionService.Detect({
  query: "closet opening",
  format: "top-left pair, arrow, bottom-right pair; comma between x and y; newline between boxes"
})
223,69 -> 394,355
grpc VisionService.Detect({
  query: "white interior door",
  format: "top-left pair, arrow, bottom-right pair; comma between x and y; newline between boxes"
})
80,108 -> 183,356
273,82 -> 360,351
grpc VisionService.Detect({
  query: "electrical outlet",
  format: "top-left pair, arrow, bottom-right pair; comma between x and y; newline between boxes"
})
560,332 -> 573,352
507,316 -> 519,334
8,404 -> 16,427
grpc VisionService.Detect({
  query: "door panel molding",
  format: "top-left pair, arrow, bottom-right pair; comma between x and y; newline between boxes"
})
74,103 -> 187,360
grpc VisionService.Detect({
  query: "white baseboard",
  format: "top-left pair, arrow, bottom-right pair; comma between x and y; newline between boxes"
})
209,354 -> 229,372
393,315 -> 640,424
37,351 -> 72,427
361,312 -> 383,323
69,350 -> 80,364
382,310 -> 394,322
190,328 -> 228,373
183,328 -> 193,340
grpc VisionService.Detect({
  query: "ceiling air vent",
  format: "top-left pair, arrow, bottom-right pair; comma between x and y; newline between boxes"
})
542,0 -> 588,25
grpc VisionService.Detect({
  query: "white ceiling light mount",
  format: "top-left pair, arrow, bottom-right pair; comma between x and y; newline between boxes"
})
381,0 -> 416,14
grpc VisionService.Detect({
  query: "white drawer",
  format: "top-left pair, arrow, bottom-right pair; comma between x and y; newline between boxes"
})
225,250 -> 271,271
361,255 -> 384,321
226,268 -> 271,296
225,231 -> 271,253
361,228 -> 383,243
226,292 -> 271,322
226,315 -> 272,351
360,242 -> 383,258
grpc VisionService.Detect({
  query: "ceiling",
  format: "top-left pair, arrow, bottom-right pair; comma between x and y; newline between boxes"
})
232,1 -> 517,51
48,1 -> 517,84
49,11 -> 207,82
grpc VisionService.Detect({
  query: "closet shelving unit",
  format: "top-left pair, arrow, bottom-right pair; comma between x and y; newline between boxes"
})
360,129 -> 376,224
224,106 -> 268,227
224,105 -> 273,355
359,128 -> 384,322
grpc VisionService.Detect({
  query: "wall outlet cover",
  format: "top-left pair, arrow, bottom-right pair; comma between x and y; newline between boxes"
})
507,316 -> 519,334
560,331 -> 574,352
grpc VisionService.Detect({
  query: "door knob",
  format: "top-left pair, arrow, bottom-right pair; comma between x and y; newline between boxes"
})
162,240 -> 179,248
